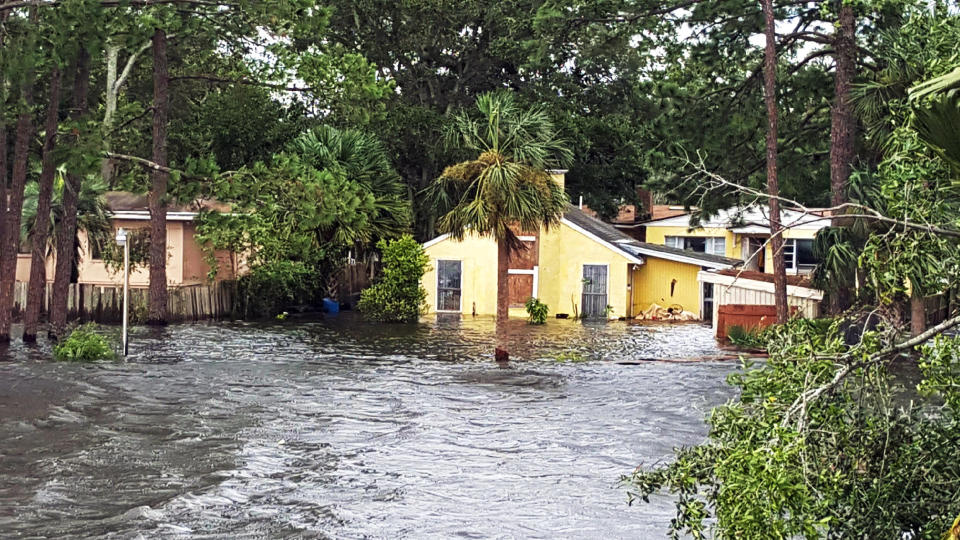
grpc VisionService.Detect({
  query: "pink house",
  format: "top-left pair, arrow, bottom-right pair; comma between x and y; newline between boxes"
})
15,192 -> 242,288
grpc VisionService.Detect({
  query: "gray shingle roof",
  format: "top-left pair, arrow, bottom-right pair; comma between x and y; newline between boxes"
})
563,205 -> 742,269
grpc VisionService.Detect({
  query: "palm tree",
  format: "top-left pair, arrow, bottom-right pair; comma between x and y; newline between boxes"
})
20,170 -> 111,335
291,125 -> 411,246
432,91 -> 571,346
910,66 -> 960,177
20,169 -> 111,263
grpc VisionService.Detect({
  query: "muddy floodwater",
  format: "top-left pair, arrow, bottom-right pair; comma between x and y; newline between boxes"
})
0,316 -> 738,539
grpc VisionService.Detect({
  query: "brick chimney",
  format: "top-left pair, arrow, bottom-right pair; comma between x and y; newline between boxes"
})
636,186 -> 654,220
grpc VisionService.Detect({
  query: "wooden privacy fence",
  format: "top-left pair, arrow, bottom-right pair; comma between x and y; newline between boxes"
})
334,259 -> 375,306
11,281 -> 237,323
716,304 -> 799,340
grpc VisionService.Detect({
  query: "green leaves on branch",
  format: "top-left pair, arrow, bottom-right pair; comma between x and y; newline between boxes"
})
625,317 -> 960,539
53,324 -> 116,362
358,235 -> 428,323
195,125 -> 411,283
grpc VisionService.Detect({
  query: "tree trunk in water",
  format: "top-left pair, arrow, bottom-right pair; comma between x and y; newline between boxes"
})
50,49 -> 91,339
0,115 -> 6,263
148,28 -> 170,324
911,293 -> 926,337
761,0 -> 789,324
828,2 -> 857,313
495,238 -> 510,362
0,10 -> 8,254
0,60 -> 36,343
23,67 -> 62,342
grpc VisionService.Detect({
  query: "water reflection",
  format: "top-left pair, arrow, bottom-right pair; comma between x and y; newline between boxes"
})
0,315 -> 737,538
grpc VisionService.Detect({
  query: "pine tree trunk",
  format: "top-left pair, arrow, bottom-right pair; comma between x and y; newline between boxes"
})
761,0 -> 789,324
0,53 -> 36,343
0,5 -> 9,254
830,3 -> 856,210
50,49 -> 91,339
0,118 -> 6,267
23,67 -> 62,342
828,2 -> 857,313
148,28 -> 169,325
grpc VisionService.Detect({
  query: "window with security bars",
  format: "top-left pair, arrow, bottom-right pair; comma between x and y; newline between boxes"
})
436,260 -> 462,311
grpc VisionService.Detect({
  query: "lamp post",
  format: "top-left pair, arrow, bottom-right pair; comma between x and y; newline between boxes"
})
115,227 -> 129,356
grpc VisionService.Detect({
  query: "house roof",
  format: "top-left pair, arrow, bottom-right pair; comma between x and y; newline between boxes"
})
104,191 -> 229,221
420,206 -> 741,270
646,205 -> 831,231
562,206 -> 741,269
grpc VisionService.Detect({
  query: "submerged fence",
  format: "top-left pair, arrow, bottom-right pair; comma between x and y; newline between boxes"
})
11,281 -> 237,323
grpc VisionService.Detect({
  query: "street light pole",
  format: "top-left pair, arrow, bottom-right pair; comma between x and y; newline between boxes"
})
116,228 -> 129,356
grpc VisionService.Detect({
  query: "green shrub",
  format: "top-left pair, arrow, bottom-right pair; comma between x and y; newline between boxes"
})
236,260 -> 321,319
53,324 -> 116,362
554,351 -> 586,363
524,297 -> 549,324
727,324 -> 768,349
358,235 -> 428,323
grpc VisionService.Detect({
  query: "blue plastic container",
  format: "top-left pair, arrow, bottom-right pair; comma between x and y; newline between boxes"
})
322,298 -> 340,314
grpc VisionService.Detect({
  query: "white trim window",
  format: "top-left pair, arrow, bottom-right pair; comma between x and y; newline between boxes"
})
664,236 -> 726,257
783,239 -> 817,273
436,260 -> 462,311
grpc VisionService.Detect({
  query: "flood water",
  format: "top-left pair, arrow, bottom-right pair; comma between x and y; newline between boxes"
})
0,316 -> 738,539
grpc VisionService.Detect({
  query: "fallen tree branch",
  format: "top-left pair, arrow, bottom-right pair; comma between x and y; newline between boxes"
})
782,313 -> 960,430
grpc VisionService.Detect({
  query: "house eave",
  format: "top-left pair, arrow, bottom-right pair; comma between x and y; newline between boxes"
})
109,210 -> 198,222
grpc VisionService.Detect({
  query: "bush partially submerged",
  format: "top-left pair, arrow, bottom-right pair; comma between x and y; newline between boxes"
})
358,235 -> 428,323
236,260 -> 321,319
53,324 -> 116,362
524,297 -> 548,324
727,324 -> 769,349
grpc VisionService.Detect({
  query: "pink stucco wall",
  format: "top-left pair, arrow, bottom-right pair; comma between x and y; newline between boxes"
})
14,219 -> 239,287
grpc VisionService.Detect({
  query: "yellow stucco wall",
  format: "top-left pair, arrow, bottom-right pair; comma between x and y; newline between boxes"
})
646,223 -> 823,276
422,221 -> 635,319
538,223 -> 632,319
423,232 -> 499,316
631,257 -> 703,316
644,225 -> 742,259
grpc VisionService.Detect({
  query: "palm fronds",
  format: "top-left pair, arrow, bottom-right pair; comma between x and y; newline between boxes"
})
432,91 -> 572,254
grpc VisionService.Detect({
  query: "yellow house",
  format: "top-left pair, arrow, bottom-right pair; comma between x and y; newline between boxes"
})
421,173 -> 741,320
642,206 -> 830,276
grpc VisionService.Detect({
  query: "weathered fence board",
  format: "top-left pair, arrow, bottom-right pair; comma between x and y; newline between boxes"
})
11,281 -> 236,323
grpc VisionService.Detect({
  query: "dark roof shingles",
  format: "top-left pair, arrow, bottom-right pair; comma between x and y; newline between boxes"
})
564,205 -> 741,267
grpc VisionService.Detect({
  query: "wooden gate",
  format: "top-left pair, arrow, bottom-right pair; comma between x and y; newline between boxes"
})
581,264 -> 608,318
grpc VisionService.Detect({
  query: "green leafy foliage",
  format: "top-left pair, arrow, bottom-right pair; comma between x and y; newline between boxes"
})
235,260 -> 320,319
726,324 -> 769,350
195,126 -> 412,309
53,324 -> 116,362
625,317 -> 960,539
358,235 -> 428,323
524,297 -> 549,325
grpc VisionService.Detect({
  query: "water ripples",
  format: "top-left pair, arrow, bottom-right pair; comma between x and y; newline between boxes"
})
0,316 -> 738,538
